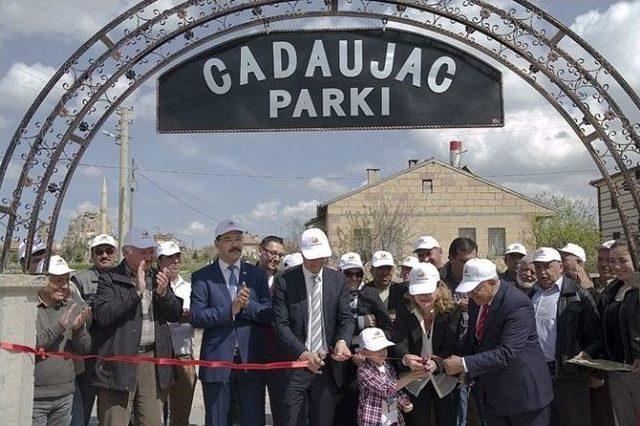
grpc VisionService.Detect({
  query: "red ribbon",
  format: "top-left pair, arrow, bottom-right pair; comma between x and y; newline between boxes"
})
0,341 -> 308,371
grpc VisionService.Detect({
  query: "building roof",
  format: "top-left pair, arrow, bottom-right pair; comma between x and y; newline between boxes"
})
317,158 -> 557,213
589,165 -> 640,187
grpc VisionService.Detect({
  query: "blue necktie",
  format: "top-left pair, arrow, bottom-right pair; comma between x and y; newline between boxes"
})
227,265 -> 238,300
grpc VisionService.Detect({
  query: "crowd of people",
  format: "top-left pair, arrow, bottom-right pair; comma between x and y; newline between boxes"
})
26,220 -> 640,426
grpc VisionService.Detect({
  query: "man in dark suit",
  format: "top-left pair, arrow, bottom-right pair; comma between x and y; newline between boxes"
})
191,219 -> 271,426
272,228 -> 355,426
532,248 -> 602,426
366,250 -> 407,321
443,258 -> 553,426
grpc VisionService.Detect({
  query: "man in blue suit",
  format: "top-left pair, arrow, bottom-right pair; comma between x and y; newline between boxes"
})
443,258 -> 553,426
191,219 -> 271,426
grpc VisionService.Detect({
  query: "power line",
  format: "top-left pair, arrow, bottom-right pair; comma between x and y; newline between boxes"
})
136,171 -> 216,221
76,161 -> 360,181
73,161 -> 599,180
484,169 -> 597,178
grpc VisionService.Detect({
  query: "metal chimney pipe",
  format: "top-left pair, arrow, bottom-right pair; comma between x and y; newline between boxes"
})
450,141 -> 462,168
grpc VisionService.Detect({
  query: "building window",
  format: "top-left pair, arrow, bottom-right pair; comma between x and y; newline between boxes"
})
613,232 -> 621,239
488,228 -> 506,256
422,179 -> 433,194
458,228 -> 476,242
611,195 -> 617,210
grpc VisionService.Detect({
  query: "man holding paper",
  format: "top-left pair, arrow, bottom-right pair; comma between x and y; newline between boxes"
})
393,262 -> 463,426
442,258 -> 553,426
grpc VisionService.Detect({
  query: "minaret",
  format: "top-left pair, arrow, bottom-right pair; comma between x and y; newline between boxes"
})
101,177 -> 108,234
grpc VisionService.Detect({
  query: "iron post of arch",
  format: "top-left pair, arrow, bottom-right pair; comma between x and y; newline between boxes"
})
1,0 -> 639,272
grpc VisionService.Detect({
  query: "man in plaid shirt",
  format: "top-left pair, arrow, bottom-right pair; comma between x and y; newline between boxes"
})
357,327 -> 431,426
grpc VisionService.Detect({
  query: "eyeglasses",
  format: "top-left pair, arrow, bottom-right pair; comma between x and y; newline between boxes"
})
343,270 -> 363,277
261,246 -> 285,259
93,247 -> 115,256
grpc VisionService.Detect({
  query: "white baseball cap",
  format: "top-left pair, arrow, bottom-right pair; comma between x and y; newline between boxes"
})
18,241 -> 46,260
559,243 -> 586,262
360,327 -> 395,352
414,236 -> 440,252
123,227 -> 155,249
338,252 -> 364,271
283,252 -> 303,269
90,234 -> 117,249
409,262 -> 440,295
505,243 -> 527,256
456,258 -> 498,294
300,228 -> 332,260
400,255 -> 420,268
371,251 -> 394,268
47,255 -> 74,276
533,247 -> 562,263
157,241 -> 181,257
600,240 -> 616,250
213,219 -> 243,241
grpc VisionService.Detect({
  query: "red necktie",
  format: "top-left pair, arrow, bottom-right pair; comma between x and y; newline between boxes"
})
476,304 -> 490,342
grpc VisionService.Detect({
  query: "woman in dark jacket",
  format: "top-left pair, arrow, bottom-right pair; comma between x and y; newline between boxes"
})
394,262 -> 462,426
598,239 -> 640,425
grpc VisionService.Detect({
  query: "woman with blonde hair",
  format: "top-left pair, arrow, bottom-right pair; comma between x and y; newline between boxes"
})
393,262 -> 462,426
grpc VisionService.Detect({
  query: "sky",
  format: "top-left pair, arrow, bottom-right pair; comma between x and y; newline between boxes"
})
0,0 -> 638,247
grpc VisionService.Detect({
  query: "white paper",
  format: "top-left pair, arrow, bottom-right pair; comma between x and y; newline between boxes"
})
431,372 -> 458,398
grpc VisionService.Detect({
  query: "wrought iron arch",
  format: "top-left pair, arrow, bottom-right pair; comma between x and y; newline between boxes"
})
2,0 -> 639,271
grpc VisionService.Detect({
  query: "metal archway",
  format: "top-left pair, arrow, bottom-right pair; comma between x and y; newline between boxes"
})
2,0 -> 639,272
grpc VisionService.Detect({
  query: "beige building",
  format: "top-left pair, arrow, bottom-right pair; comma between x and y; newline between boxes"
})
590,166 -> 640,241
307,159 -> 556,260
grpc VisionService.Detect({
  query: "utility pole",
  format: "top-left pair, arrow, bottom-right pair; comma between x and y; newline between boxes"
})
129,157 -> 136,230
100,176 -> 108,234
116,106 -> 133,252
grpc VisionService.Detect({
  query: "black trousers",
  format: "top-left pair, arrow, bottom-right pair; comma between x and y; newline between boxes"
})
551,373 -> 591,426
282,366 -> 339,426
333,374 -> 358,426
590,378 -> 615,426
265,369 -> 288,426
404,381 -> 458,426
484,404 -> 551,426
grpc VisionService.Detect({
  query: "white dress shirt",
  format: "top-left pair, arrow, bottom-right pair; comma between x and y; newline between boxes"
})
532,277 -> 563,362
413,308 -> 434,384
302,265 -> 328,353
168,275 -> 194,356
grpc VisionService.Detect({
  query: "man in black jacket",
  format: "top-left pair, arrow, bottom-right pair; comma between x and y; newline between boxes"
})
272,228 -> 354,426
92,227 -> 183,426
366,250 -> 407,320
532,248 -> 602,426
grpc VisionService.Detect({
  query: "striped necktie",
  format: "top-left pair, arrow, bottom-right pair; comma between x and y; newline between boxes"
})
309,274 -> 323,354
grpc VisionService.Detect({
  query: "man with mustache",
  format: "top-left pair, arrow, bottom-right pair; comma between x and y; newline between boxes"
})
515,255 -> 536,298
191,219 -> 271,426
70,234 -> 118,426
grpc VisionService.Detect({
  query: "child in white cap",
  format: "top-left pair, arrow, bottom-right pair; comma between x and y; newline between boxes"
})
357,327 -> 427,426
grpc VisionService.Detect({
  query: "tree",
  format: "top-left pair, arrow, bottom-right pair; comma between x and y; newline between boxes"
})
336,194 -> 416,263
530,192 -> 601,269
